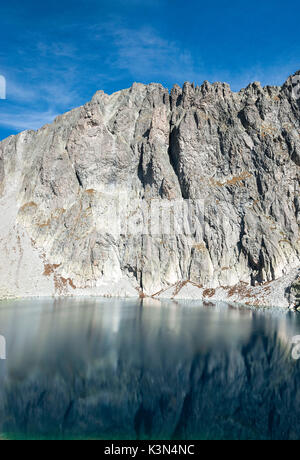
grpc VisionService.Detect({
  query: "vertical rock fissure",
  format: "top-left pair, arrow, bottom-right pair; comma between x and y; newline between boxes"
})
167,124 -> 185,199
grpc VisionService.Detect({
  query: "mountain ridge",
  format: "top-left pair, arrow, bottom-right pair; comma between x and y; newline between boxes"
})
0,71 -> 299,307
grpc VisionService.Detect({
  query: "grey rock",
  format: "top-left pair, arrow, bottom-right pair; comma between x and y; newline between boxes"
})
289,277 -> 300,307
0,71 -> 299,306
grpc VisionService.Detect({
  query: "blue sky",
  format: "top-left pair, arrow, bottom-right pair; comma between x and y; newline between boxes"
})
0,0 -> 299,140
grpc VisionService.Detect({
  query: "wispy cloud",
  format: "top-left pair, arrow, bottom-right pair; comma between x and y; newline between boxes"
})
91,21 -> 299,91
0,21 -> 203,136
112,27 -> 199,82
6,80 -> 38,104
0,109 -> 58,131
0,74 -> 80,134
93,22 -> 203,85
1,56 -> 82,134
36,41 -> 77,58
0,11 -> 298,139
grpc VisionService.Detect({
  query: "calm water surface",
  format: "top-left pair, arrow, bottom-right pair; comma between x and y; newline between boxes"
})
0,298 -> 299,440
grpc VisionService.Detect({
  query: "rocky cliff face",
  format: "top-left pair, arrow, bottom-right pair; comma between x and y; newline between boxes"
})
0,71 -> 299,306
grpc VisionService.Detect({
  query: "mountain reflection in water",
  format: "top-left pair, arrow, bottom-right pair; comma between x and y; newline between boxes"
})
0,298 -> 299,440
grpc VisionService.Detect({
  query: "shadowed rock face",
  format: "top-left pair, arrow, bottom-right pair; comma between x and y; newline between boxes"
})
0,299 -> 300,440
0,72 -> 299,304
290,278 -> 300,307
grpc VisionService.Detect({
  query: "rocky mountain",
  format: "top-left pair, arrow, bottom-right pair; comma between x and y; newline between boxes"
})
0,71 -> 299,307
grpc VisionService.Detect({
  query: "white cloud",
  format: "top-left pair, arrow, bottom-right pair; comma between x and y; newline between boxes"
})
7,80 -> 39,104
0,58 -> 81,134
6,73 -> 80,107
1,20 -> 297,137
0,109 -> 58,131
36,42 -> 77,58
94,23 -> 203,85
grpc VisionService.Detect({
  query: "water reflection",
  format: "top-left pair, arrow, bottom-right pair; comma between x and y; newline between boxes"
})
0,298 -> 299,440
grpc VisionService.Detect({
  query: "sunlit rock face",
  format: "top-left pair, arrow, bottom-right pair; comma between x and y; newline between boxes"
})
0,299 -> 300,440
0,72 -> 299,305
